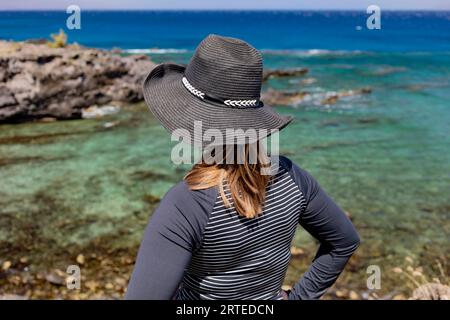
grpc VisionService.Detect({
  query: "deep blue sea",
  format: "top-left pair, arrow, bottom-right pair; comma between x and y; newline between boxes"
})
0,11 -> 449,297
1,10 -> 450,51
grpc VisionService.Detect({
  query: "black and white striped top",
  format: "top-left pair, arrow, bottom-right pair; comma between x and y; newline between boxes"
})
178,167 -> 303,300
126,156 -> 360,300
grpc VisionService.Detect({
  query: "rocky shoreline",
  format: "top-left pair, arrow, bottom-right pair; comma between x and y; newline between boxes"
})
0,39 -> 377,125
1,40 -> 448,301
0,40 -> 155,123
1,236 -> 447,300
0,40 -> 367,124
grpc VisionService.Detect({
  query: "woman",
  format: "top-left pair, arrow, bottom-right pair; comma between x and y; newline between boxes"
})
125,35 -> 360,300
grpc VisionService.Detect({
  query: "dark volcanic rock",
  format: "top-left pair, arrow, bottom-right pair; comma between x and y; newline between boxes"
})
262,87 -> 372,107
0,85 -> 17,107
0,41 -> 155,123
261,88 -> 310,106
262,68 -> 309,81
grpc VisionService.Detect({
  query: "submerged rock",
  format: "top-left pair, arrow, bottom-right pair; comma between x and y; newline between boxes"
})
371,66 -> 407,76
143,194 -> 161,205
321,88 -> 372,105
45,272 -> 65,286
300,77 -> 317,85
103,121 -> 119,129
0,41 -> 155,123
262,68 -> 309,81
262,87 -> 372,107
261,88 -> 309,106
411,283 -> 450,300
2,260 -> 12,271
81,105 -> 120,119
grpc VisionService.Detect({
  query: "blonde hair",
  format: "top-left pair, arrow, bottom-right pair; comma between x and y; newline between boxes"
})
184,144 -> 271,219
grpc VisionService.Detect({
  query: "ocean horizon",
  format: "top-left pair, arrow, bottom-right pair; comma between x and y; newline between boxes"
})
1,10 -> 450,51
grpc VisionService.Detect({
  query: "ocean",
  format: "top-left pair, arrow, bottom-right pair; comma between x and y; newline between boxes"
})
2,10 -> 450,51
0,11 -> 449,298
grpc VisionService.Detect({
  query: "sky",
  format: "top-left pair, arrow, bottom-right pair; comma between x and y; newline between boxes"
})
1,0 -> 449,10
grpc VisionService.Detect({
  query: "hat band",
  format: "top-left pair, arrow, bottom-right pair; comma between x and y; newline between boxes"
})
182,77 -> 261,109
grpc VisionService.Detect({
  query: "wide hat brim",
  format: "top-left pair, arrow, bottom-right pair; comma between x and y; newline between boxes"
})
142,63 -> 293,147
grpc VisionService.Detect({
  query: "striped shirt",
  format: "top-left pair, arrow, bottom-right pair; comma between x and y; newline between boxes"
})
178,167 -> 303,299
126,156 -> 360,300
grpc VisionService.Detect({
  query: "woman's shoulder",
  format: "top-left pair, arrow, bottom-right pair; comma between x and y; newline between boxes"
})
155,180 -> 218,227
162,180 -> 218,207
277,155 -> 319,201
148,181 -> 218,251
161,180 -> 190,203
277,155 -> 306,177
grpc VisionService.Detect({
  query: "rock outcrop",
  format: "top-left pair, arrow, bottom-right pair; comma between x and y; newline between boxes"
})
0,41 -> 155,123
262,67 -> 308,81
261,88 -> 309,106
410,283 -> 450,300
262,87 -> 372,107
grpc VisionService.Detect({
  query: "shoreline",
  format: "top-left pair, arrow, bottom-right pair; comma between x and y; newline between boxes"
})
0,102 -> 448,300
0,39 -> 155,123
0,37 -> 449,300
0,39 -> 377,124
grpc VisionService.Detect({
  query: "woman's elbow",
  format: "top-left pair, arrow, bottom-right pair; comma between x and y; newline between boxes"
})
336,229 -> 360,256
347,229 -> 361,255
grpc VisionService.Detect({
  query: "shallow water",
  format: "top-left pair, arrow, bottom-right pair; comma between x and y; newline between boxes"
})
1,50 -> 449,298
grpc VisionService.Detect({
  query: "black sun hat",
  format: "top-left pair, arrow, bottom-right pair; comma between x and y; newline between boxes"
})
142,34 -> 292,147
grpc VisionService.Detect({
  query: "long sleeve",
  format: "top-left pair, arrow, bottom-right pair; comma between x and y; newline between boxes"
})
281,157 -> 360,300
125,182 -> 216,300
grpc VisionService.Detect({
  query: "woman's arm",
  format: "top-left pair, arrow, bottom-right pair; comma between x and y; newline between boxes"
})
282,157 -> 360,300
125,182 -> 214,299
125,217 -> 193,299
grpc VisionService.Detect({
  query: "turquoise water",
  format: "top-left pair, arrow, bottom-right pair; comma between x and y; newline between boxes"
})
1,49 -> 449,296
0,10 -> 449,297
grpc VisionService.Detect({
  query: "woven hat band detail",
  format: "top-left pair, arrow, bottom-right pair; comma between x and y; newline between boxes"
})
182,77 -> 261,109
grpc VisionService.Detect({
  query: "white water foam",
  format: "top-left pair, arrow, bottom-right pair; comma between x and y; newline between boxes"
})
260,49 -> 368,57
